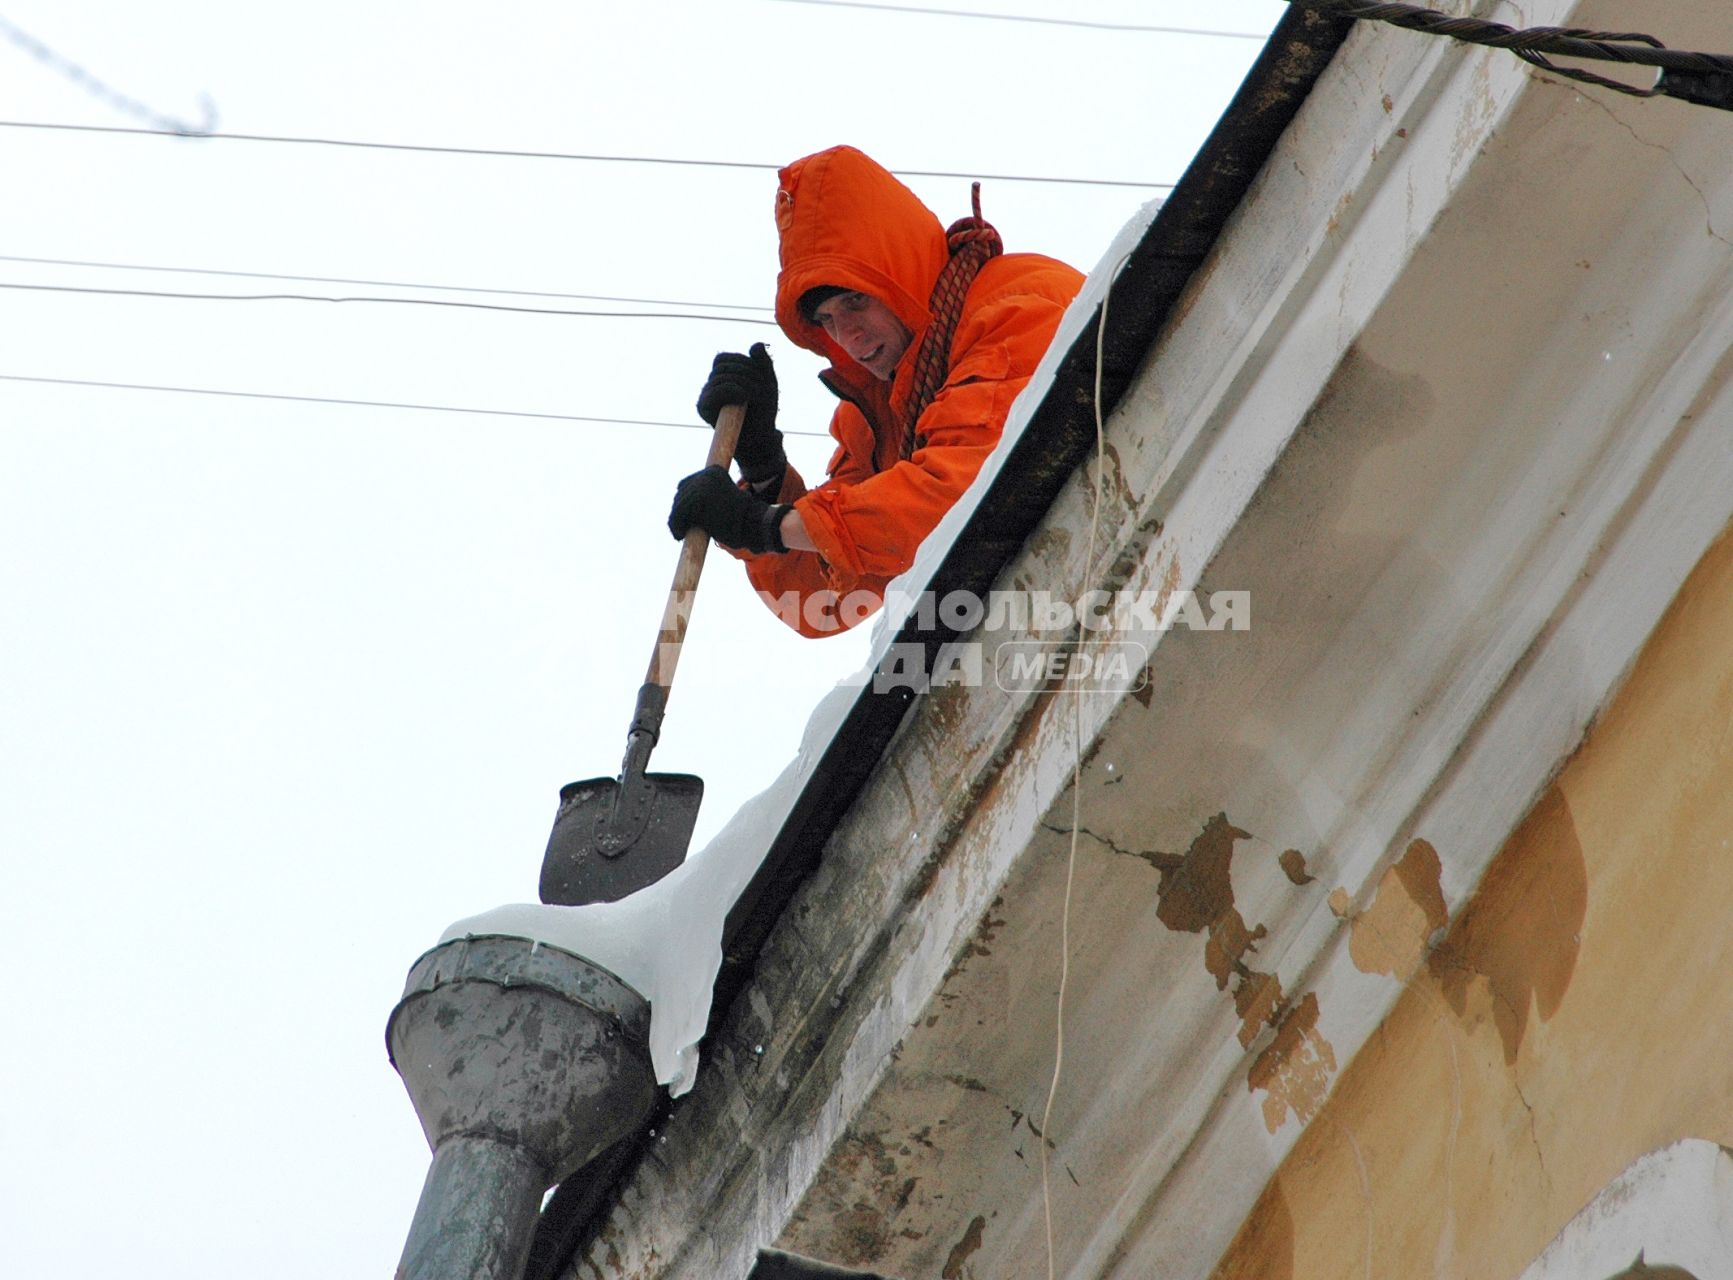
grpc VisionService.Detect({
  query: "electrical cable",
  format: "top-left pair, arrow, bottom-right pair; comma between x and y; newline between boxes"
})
0,372 -> 833,437
0,119 -> 1177,190
769,0 -> 1268,40
1039,248 -> 1131,1280
1288,0 -> 1733,109
0,279 -> 778,325
0,252 -> 773,313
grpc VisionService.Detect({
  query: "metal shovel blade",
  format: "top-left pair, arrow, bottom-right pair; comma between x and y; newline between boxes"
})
538,771 -> 704,905
537,408 -> 740,908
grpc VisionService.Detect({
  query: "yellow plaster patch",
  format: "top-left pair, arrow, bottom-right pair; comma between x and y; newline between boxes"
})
1347,838 -> 1448,982
1211,427 -> 1733,1280
1429,787 -> 1585,1064
1215,1177 -> 1296,1280
1248,993 -> 1338,1134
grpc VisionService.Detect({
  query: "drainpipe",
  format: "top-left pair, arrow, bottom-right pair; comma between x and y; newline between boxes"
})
387,934 -> 656,1280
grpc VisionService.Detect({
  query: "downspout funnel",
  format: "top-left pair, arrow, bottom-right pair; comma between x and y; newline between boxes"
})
387,934 -> 656,1280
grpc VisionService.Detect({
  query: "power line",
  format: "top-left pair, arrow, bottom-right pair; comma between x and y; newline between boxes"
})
770,0 -> 1268,39
0,372 -> 834,436
0,253 -> 773,313
0,119 -> 1176,190
0,280 -> 779,325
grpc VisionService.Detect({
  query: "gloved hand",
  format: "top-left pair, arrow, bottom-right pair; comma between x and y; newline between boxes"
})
696,342 -> 784,486
668,465 -> 789,554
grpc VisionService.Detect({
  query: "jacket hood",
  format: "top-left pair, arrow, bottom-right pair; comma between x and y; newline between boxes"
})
773,146 -> 948,380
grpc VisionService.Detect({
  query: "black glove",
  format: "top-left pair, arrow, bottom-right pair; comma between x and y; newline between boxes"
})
696,343 -> 785,486
668,465 -> 789,554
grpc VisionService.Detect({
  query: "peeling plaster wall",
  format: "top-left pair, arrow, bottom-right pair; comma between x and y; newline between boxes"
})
1212,520 -> 1733,1280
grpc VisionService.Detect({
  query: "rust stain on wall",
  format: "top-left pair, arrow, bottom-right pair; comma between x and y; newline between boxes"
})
940,899 -> 1008,985
1206,907 -> 1288,1050
1235,970 -> 1287,1051
782,1125 -> 933,1269
1248,993 -> 1338,1134
1152,812 -> 1251,932
1341,838 -> 1448,981
1025,525 -> 1071,565
941,1214 -> 986,1279
1090,812 -> 1320,1056
1326,189 -> 1355,236
1160,552 -> 1183,608
1131,551 -> 1183,660
1096,440 -> 1138,517
1428,785 -> 1587,1064
1206,907 -> 1269,988
1127,813 -> 1295,1049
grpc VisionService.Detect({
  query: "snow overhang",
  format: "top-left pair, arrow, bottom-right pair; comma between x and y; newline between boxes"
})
536,1 -> 1733,1276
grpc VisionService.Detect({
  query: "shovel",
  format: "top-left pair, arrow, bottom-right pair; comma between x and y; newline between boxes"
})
538,404 -> 745,906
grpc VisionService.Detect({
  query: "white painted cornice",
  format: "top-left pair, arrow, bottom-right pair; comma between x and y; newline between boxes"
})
1519,1141 -> 1733,1280
568,3 -> 1733,1276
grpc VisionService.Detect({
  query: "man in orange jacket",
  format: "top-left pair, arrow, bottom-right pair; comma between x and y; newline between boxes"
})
668,145 -> 1084,637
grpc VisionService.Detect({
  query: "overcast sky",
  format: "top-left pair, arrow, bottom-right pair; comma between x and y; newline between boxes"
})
0,2 -> 1285,1274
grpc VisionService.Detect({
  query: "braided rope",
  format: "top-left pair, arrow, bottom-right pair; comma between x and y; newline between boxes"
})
902,182 -> 1003,458
1293,0 -> 1733,101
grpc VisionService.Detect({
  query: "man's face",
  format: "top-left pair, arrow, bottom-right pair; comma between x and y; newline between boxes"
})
811,291 -> 912,381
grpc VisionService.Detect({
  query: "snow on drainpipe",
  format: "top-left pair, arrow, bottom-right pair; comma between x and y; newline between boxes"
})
382,683 -> 875,1272
386,933 -> 656,1279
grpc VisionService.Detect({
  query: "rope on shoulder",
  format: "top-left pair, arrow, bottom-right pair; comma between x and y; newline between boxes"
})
902,182 -> 1004,458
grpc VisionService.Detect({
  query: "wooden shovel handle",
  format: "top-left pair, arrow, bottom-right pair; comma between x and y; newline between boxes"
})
645,403 -> 745,690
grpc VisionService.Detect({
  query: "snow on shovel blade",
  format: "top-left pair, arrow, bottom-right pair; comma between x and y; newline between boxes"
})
538,771 -> 704,905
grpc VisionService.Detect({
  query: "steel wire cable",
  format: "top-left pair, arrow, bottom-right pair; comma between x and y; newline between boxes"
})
0,279 -> 778,325
1289,0 -> 1733,104
0,253 -> 773,313
0,372 -> 833,437
769,0 -> 1268,39
0,119 -> 1176,189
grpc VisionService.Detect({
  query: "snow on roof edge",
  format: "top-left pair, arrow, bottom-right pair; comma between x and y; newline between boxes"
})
437,197 -> 1167,1096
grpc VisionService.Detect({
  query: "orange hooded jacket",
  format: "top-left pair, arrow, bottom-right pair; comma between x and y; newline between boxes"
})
739,146 -> 1084,637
